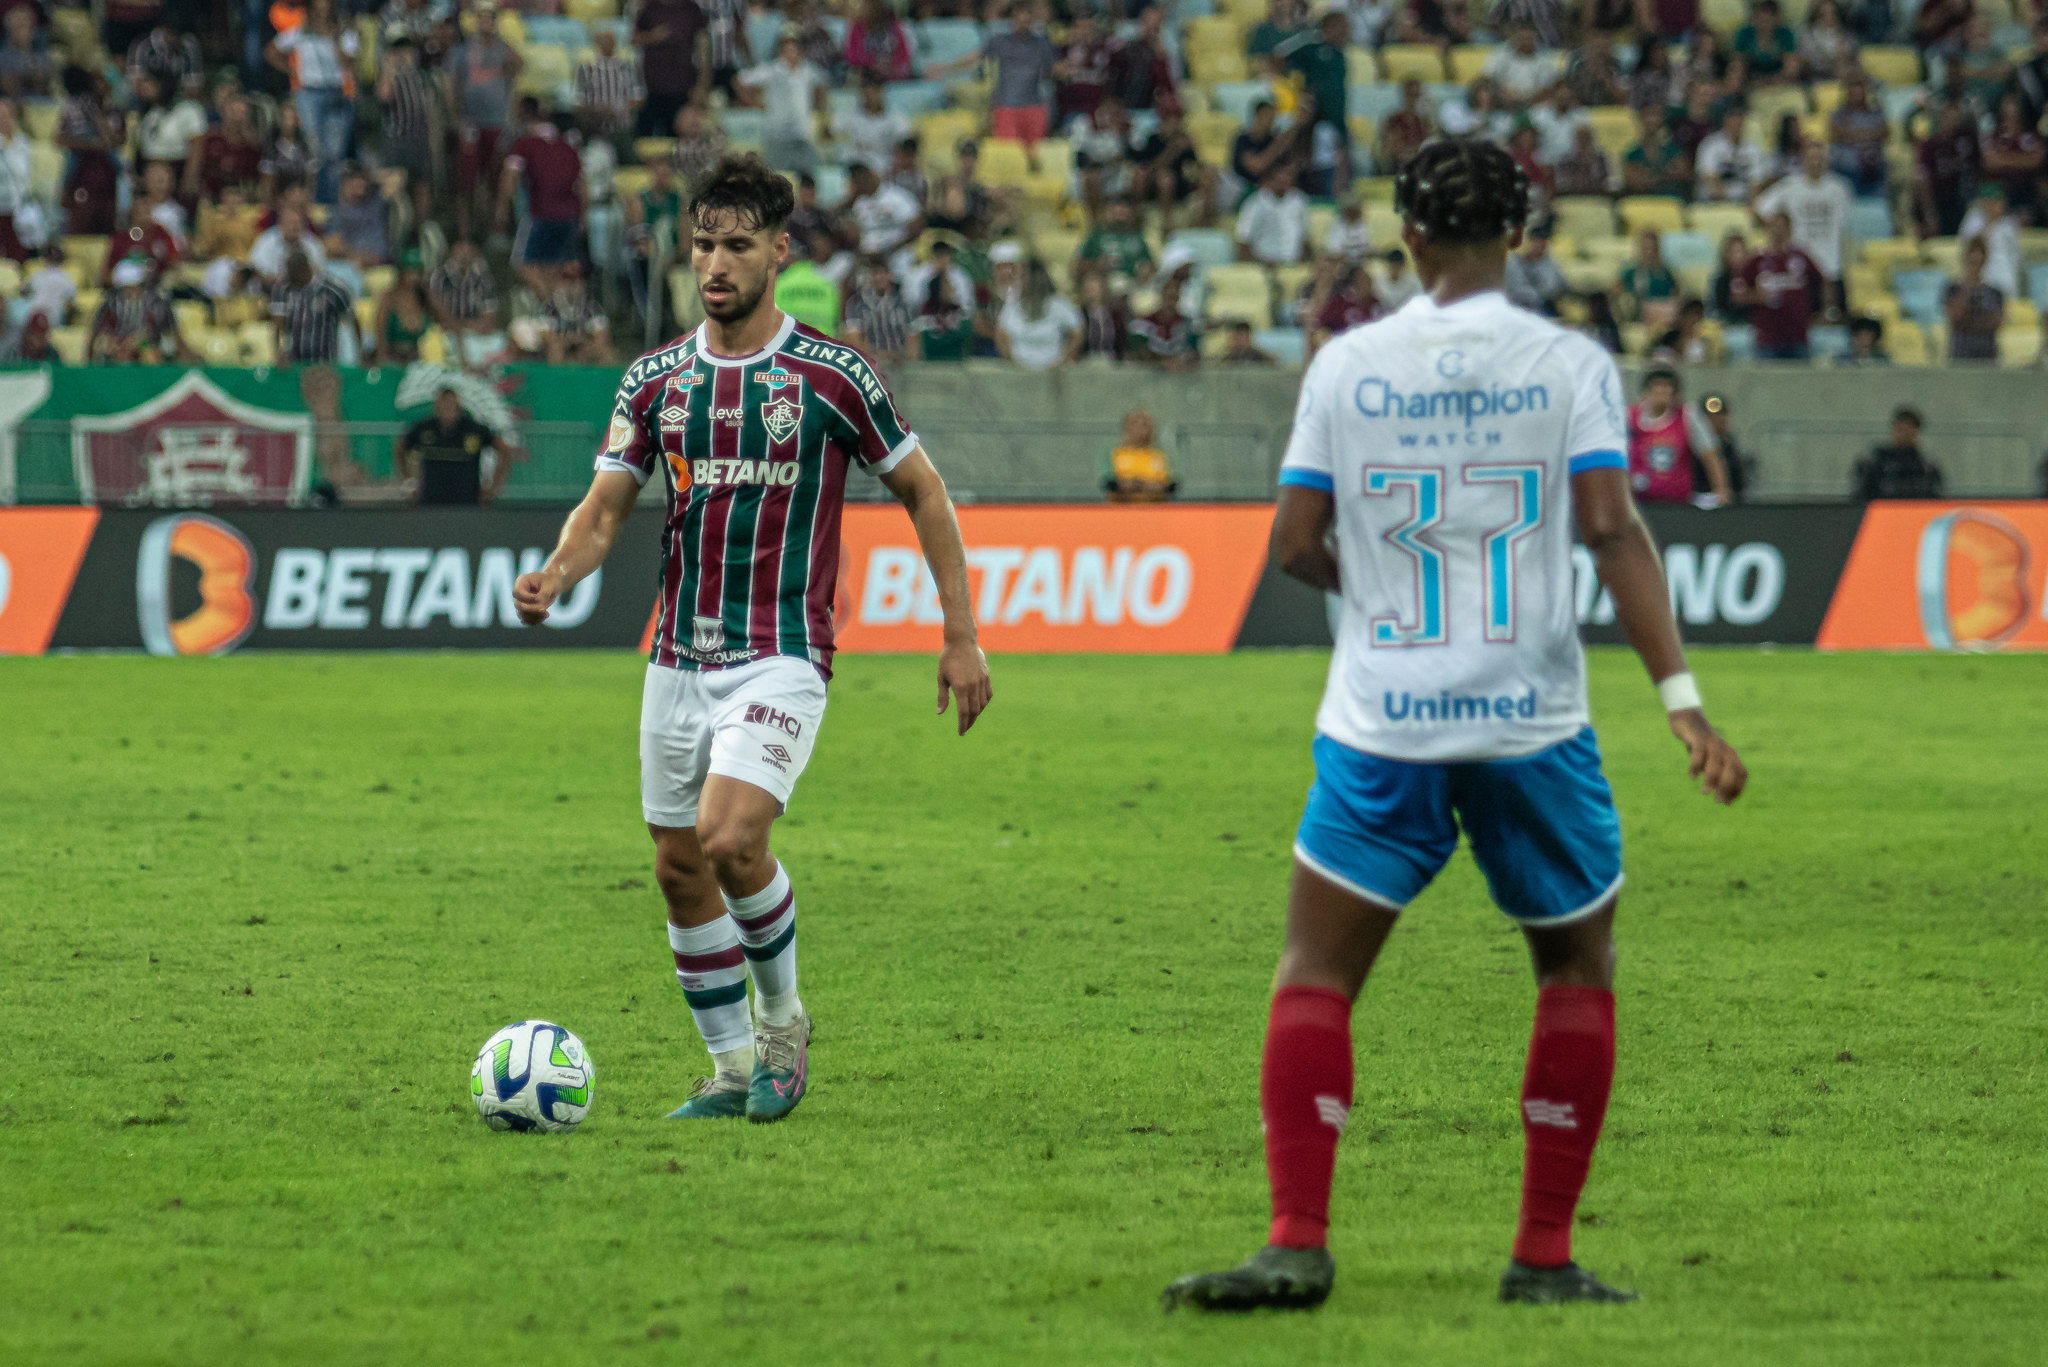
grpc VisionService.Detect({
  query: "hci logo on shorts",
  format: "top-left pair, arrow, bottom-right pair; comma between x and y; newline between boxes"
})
745,704 -> 803,739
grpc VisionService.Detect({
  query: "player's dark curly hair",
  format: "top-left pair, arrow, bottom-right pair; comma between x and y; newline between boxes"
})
688,153 -> 795,234
1393,138 -> 1530,247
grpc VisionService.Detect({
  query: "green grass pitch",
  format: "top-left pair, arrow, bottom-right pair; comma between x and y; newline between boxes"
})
3,649 -> 2044,1366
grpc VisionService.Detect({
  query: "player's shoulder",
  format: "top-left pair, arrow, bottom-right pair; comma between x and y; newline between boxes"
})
780,322 -> 894,403
616,329 -> 703,393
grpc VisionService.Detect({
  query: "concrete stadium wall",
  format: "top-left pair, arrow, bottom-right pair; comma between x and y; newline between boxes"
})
875,362 -> 2048,504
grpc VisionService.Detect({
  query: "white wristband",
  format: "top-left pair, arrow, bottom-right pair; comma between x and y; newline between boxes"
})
1657,672 -> 1703,713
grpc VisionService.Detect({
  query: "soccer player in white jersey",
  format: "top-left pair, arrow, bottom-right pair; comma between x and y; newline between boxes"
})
511,156 -> 993,1123
1165,140 -> 1747,1311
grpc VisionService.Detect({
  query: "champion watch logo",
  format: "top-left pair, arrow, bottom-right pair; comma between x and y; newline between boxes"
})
1523,1099 -> 1579,1130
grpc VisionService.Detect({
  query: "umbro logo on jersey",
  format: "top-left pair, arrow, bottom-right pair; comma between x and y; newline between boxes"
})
658,405 -> 688,429
1523,1099 -> 1579,1130
760,743 -> 792,771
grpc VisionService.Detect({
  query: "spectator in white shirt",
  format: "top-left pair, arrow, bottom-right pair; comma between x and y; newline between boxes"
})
847,161 -> 924,279
249,206 -> 328,288
1373,245 -> 1420,308
1323,198 -> 1372,264
833,73 -> 911,175
1695,106 -> 1767,203
1483,24 -> 1564,109
1754,138 -> 1855,313
996,257 -> 1082,369
0,98 -> 32,261
1528,84 -> 1588,167
1957,183 -> 2022,301
737,34 -> 826,174
1235,162 -> 1309,265
901,240 -> 976,317
133,73 -> 208,173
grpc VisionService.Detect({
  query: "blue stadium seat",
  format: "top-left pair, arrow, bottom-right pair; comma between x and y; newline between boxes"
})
1847,197 -> 1895,242
1879,85 -> 1922,126
1659,231 -> 1715,270
1809,324 -> 1851,359
821,15 -> 847,45
720,107 -> 766,145
524,15 -> 590,47
1893,268 -> 1948,326
1349,82 -> 1403,120
827,86 -> 861,120
1175,0 -> 1216,16
1127,109 -> 1161,141
1255,327 -> 1306,365
1166,228 -> 1235,267
1720,324 -> 1756,361
813,163 -> 848,207
883,80 -> 950,116
590,17 -> 629,46
1212,81 -> 1274,121
2030,261 -> 2048,314
915,18 -> 984,71
748,11 -> 786,61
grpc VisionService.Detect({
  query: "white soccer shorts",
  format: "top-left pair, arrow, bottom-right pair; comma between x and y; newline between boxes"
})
639,655 -> 827,827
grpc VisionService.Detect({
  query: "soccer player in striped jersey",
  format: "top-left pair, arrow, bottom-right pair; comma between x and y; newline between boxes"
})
513,155 -> 992,1124
1163,140 -> 1748,1312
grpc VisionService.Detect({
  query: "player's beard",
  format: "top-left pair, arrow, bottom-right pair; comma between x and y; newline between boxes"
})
698,266 -> 772,325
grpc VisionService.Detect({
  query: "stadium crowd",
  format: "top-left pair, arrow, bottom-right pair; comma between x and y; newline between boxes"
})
0,0 -> 2044,374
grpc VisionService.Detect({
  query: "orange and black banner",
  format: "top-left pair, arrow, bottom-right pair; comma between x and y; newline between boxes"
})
2,503 -> 2043,656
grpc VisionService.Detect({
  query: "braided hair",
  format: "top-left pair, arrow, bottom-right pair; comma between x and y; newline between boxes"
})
1393,138 -> 1530,248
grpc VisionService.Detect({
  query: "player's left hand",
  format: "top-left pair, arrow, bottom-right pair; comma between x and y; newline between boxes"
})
1670,708 -> 1747,805
936,639 -> 991,736
512,570 -> 558,626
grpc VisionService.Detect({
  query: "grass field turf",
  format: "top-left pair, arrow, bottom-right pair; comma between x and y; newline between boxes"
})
2,649 -> 2044,1366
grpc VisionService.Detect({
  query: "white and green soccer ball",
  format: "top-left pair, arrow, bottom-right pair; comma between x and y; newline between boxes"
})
470,1020 -> 594,1133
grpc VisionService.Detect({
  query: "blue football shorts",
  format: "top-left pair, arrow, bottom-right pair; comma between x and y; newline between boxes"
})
1293,728 -> 1624,925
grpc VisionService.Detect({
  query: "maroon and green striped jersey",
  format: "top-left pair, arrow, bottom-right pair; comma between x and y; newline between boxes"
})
595,315 -> 917,676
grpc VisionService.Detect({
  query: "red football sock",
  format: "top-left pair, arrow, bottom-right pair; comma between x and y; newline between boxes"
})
1261,985 -> 1354,1249
1512,985 -> 1616,1268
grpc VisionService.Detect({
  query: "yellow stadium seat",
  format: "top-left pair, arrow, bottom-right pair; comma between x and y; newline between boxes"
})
634,137 -> 678,167
0,261 -> 17,296
1890,319 -> 1928,364
1306,204 -> 1336,248
1191,48 -> 1249,83
1355,176 -> 1397,205
1619,196 -> 1685,235
173,300 -> 210,333
197,329 -> 240,364
1583,106 -> 1639,162
1552,195 -> 1618,242
1811,81 -> 1843,115
1345,47 -> 1376,88
1748,86 -> 1808,133
1378,45 -> 1446,83
1858,46 -> 1922,86
418,327 -> 449,365
1448,45 -> 1496,84
516,44 -> 573,97
1189,110 -> 1238,166
1185,17 -> 1244,56
613,166 -> 652,202
1676,262 -> 1713,297
64,234 -> 109,280
1861,236 -> 1923,276
73,286 -> 102,318
1557,256 -> 1618,291
1921,236 -> 1961,273
239,321 -> 276,366
1997,326 -> 2042,366
2006,296 -> 2039,327
915,110 -> 982,171
564,0 -> 618,23
49,9 -> 97,57
1366,204 -> 1403,243
1220,0 -> 1266,27
50,324 -> 86,364
20,102 -> 57,142
1844,262 -> 1886,298
1687,201 -> 1753,240
1701,0 -> 1746,34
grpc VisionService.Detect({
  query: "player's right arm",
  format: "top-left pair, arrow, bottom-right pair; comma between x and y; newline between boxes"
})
514,470 -> 640,625
1573,466 -> 1746,804
1270,343 -> 1341,591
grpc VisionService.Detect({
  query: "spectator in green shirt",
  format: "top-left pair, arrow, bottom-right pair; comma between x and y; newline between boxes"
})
1074,196 -> 1155,284
1617,229 -> 1679,327
774,231 -> 844,334
1246,0 -> 1309,79
1623,108 -> 1691,200
1283,11 -> 1350,193
1734,1 -> 1800,86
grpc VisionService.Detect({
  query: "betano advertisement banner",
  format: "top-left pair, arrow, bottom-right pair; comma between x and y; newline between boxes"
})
1,502 -> 2044,656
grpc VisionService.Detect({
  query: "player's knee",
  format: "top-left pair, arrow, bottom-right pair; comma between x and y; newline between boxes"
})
695,819 -> 768,877
652,845 -> 707,904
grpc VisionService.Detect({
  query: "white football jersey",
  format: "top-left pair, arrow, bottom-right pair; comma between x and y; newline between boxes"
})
1280,290 -> 1628,762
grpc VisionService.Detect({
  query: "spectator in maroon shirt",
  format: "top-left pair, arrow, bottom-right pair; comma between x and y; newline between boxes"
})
497,98 -> 585,292
1915,97 -> 1980,239
1983,92 -> 2044,218
634,0 -> 710,138
1733,211 -> 1818,360
184,93 -> 264,203
1105,7 -> 1176,113
1307,259 -> 1380,357
1644,0 -> 1701,42
843,0 -> 913,83
1054,13 -> 1113,129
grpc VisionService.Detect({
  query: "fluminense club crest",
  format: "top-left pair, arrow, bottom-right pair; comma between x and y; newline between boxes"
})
762,397 -> 801,444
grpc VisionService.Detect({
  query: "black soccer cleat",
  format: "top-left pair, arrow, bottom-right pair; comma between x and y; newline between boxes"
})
1498,1260 -> 1639,1305
1161,1245 -> 1336,1312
